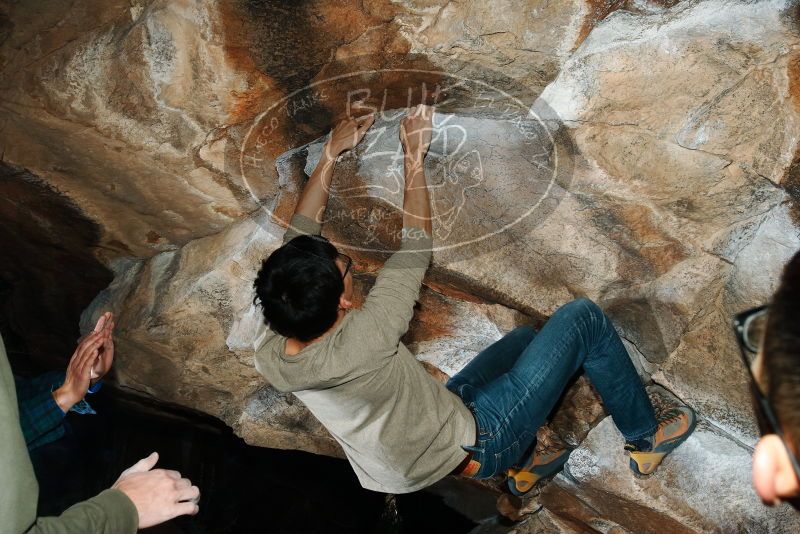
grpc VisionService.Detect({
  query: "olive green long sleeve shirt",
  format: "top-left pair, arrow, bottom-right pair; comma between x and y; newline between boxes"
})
254,214 -> 476,493
0,334 -> 138,534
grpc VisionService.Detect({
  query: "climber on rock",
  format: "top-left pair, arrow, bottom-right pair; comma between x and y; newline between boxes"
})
734,249 -> 800,509
252,103 -> 696,498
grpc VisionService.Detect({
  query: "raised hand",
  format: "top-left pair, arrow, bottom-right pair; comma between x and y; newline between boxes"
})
400,104 -> 434,165
113,452 -> 200,528
325,113 -> 375,157
52,330 -> 105,412
293,114 -> 374,222
90,312 -> 115,382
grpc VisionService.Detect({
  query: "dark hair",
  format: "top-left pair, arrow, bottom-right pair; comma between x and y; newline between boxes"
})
253,234 -> 344,342
763,249 -> 800,451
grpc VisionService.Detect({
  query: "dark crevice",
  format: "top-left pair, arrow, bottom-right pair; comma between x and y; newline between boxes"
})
0,161 -> 112,370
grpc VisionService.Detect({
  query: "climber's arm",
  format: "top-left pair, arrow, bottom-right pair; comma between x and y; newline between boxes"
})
292,114 -> 375,224
340,105 -> 434,351
399,105 -> 433,236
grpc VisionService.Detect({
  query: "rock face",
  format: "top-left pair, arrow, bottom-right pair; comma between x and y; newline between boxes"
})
0,162 -> 112,364
3,0 -> 800,532
539,388 -> 800,533
540,0 -> 800,445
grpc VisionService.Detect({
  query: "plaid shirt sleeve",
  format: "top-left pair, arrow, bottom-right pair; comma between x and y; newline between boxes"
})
14,371 -> 67,450
14,371 -> 103,451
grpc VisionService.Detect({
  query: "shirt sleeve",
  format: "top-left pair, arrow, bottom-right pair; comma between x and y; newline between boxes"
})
342,229 -> 433,354
282,213 -> 322,245
25,489 -> 139,534
15,372 -> 67,449
16,371 -> 102,450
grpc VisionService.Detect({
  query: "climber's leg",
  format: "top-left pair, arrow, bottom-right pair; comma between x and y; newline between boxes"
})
454,298 -> 660,479
446,325 -> 537,394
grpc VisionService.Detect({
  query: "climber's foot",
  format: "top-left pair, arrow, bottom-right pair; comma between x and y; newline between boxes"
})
507,446 -> 572,496
626,405 -> 697,476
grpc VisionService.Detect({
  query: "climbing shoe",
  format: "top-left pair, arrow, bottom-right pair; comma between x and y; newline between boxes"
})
507,446 -> 573,496
626,405 -> 697,476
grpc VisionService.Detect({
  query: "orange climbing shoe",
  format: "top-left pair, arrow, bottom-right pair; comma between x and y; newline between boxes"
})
507,446 -> 572,496
626,405 -> 697,476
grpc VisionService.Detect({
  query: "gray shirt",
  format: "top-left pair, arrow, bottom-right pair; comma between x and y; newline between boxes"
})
254,214 -> 476,493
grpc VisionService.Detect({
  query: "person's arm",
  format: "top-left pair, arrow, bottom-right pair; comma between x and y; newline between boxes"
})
24,452 -> 201,534
24,490 -> 139,534
16,325 -> 104,449
15,371 -> 68,449
19,313 -> 114,450
282,114 -> 375,245
399,104 -> 433,236
342,105 -> 434,352
18,373 -> 105,452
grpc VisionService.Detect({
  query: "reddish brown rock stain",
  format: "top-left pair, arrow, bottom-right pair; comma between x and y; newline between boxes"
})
576,1 -> 683,51
146,230 -> 162,244
787,52 -> 800,111
623,204 -> 686,273
215,2 -> 279,125
425,279 -> 486,304
604,202 -> 687,279
216,1 -> 442,127
407,290 -> 458,342
784,54 -> 800,225
349,273 -> 457,344
575,0 -> 626,50
783,145 -> 800,226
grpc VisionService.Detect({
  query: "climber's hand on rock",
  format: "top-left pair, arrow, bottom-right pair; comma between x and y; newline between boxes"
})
113,452 -> 200,529
400,104 -> 433,165
326,113 -> 375,156
52,330 -> 104,412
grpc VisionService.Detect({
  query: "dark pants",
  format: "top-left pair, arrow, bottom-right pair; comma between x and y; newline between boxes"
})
446,298 -> 657,478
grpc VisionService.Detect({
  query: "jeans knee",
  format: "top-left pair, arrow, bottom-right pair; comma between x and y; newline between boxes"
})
563,296 -> 596,311
559,298 -> 603,323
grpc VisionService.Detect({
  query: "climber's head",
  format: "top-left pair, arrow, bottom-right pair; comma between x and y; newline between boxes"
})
253,234 -> 354,343
738,249 -> 800,507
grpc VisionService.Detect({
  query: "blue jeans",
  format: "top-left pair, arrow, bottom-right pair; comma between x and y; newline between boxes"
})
446,298 -> 658,478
